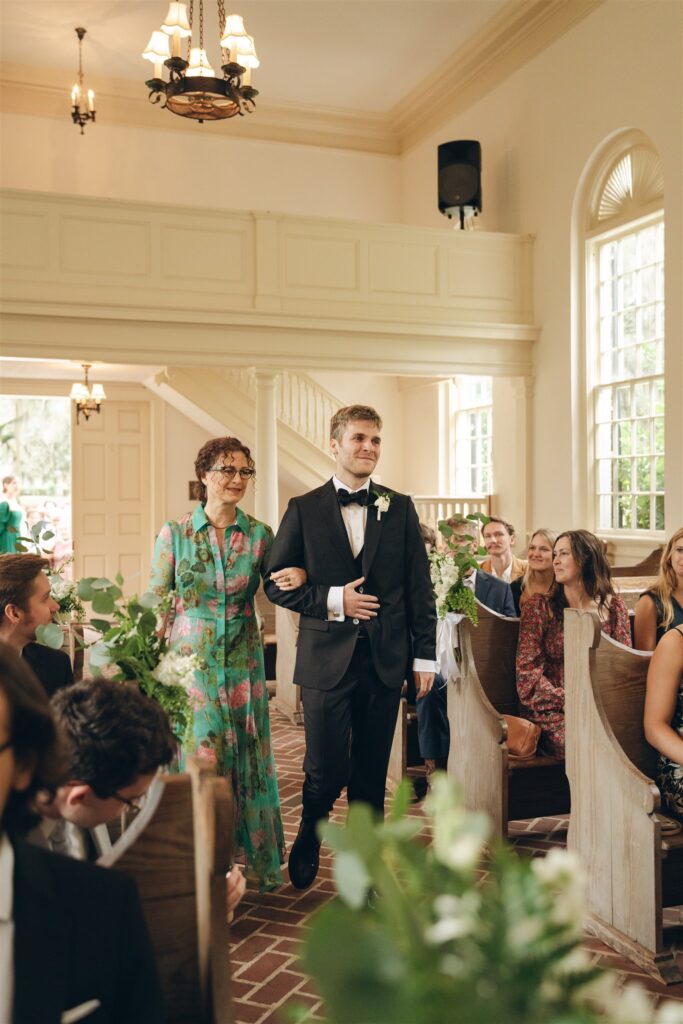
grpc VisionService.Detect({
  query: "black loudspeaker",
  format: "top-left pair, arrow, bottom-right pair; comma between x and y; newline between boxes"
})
438,140 -> 482,226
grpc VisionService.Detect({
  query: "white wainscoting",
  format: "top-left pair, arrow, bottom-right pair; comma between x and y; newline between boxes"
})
0,189 -> 536,376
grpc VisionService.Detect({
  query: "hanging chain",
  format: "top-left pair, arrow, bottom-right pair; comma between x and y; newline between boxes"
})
78,34 -> 84,89
187,0 -> 193,61
199,0 -> 204,51
217,0 -> 227,65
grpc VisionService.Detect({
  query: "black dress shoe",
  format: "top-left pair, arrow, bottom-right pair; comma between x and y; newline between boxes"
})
288,820 -> 320,890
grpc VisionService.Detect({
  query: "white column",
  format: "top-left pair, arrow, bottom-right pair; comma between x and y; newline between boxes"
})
254,370 -> 279,531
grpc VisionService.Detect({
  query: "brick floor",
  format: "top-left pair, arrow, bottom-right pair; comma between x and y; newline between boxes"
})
229,707 -> 683,1023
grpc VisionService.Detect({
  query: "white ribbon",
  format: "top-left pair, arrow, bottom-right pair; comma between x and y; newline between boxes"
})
435,611 -> 465,682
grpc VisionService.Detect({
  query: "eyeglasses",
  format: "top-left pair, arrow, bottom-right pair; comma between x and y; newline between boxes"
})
208,467 -> 255,480
0,740 -> 12,755
113,791 -> 145,815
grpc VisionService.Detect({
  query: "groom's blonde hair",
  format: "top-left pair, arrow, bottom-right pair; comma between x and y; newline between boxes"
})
330,405 -> 382,442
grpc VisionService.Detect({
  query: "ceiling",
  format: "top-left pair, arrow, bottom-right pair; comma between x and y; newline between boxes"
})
0,0 -> 505,114
0,357 -> 161,384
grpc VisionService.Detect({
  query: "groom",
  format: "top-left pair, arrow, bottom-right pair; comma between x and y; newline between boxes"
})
264,404 -> 436,889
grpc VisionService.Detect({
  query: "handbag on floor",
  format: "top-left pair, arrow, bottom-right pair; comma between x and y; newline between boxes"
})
503,714 -> 541,759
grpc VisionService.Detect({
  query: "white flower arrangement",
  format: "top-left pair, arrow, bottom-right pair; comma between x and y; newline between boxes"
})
371,491 -> 391,521
152,650 -> 200,690
430,553 -> 462,618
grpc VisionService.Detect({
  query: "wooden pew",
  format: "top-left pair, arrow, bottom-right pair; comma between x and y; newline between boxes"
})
447,600 -> 570,838
614,575 -> 657,613
99,759 -> 234,1022
564,609 -> 683,985
612,547 -> 663,577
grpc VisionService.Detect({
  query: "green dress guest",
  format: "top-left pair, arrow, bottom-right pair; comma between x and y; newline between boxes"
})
0,475 -> 23,553
149,437 -> 302,892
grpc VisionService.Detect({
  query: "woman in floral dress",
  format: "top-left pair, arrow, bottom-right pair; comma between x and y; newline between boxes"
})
516,529 -> 631,757
149,436 -> 304,891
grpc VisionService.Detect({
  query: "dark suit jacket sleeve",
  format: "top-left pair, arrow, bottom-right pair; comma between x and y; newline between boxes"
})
500,581 -> 517,618
111,872 -> 165,1024
262,498 -> 331,619
403,497 -> 437,662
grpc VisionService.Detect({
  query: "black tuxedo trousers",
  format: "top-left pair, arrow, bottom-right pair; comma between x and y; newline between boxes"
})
264,479 -> 436,819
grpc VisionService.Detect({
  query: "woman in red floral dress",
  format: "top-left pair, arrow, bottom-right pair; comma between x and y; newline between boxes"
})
516,529 -> 631,757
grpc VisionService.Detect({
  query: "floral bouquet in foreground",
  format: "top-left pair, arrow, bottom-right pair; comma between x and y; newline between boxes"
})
298,776 -> 683,1024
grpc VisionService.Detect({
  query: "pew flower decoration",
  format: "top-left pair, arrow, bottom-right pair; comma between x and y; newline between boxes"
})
49,568 -> 85,623
299,774 -> 683,1024
78,575 -> 194,740
428,514 -> 489,626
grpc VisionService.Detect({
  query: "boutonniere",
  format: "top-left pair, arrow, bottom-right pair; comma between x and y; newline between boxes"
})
371,489 -> 392,521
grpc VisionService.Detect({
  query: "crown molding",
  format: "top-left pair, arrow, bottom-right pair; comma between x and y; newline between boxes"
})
391,0 -> 605,150
0,0 -> 604,156
0,62 -> 399,156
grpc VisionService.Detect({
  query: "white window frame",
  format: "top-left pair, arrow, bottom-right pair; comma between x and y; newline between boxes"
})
586,211 -> 665,539
449,376 -> 492,497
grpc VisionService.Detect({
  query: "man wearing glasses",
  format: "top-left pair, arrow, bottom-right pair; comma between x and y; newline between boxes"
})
31,678 -> 175,859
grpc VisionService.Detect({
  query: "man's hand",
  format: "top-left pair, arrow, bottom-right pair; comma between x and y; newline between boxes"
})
343,577 -> 380,620
270,567 -> 307,591
413,670 -> 434,700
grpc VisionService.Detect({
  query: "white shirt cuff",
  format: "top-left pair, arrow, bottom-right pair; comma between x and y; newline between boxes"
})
327,586 -> 345,621
413,658 -> 437,673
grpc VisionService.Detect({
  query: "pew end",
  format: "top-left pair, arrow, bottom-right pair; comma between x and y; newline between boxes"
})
564,609 -> 683,985
448,601 -> 570,840
99,759 -> 235,1021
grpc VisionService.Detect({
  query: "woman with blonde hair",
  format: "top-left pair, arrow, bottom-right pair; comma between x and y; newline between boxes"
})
510,529 -> 556,617
634,528 -> 683,651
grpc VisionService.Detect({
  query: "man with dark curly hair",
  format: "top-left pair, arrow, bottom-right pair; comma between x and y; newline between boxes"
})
32,677 -> 175,857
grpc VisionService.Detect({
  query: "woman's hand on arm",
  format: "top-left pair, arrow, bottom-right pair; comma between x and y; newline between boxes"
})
634,594 -> 658,652
644,629 -> 683,763
269,567 -> 307,591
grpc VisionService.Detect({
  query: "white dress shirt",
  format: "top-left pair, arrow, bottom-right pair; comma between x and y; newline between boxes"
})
489,560 -> 513,583
326,477 -> 436,673
0,832 -> 14,1024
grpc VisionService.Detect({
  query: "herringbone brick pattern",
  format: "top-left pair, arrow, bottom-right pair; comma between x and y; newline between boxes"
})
229,707 -> 683,1023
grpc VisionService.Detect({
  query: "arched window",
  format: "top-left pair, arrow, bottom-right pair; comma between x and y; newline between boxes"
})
586,141 -> 664,533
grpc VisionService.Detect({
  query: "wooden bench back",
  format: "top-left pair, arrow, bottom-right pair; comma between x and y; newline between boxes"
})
469,600 -> 520,716
99,759 -> 234,1024
612,548 -> 663,577
589,626 -> 656,778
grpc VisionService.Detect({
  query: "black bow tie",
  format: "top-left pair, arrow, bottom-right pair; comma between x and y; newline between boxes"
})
337,488 -> 369,507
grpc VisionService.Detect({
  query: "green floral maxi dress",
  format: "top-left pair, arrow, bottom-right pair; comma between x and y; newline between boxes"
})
149,503 -> 285,891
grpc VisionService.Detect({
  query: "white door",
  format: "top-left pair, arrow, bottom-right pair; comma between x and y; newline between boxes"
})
72,399 -> 152,593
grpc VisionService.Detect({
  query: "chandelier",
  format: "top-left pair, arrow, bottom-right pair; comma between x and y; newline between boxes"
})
70,27 -> 96,134
70,364 -> 106,424
142,1 -> 259,123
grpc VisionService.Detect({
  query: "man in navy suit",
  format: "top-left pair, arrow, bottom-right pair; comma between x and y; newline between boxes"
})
416,516 -> 516,773
264,405 -> 436,889
0,553 -> 74,697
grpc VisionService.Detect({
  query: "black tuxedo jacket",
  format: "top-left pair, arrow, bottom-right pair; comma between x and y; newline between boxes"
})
474,568 -> 517,617
12,839 -> 164,1024
263,479 -> 436,691
22,642 -> 73,698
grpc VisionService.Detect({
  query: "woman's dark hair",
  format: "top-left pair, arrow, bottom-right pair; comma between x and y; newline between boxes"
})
0,641 -> 66,837
50,678 -> 175,798
550,529 -> 615,618
193,436 -> 255,504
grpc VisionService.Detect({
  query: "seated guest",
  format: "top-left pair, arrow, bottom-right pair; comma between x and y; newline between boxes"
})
644,623 -> 683,819
510,529 -> 556,616
516,529 -> 631,757
416,516 -> 515,774
0,641 -> 164,1023
480,517 -> 527,583
32,677 -> 175,858
0,552 -> 73,696
634,527 -> 683,651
